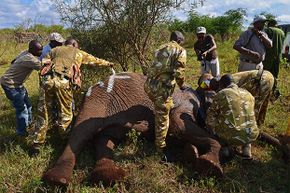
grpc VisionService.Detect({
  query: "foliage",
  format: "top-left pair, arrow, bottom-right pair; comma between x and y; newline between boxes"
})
169,8 -> 247,41
1,33 -> 290,192
52,0 -> 190,74
259,11 -> 277,21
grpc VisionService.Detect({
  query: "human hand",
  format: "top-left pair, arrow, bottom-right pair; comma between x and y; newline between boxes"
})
253,28 -> 263,37
250,51 -> 261,60
108,62 -> 114,68
202,51 -> 208,58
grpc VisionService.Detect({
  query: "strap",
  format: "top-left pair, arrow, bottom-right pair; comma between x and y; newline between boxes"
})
244,31 -> 255,48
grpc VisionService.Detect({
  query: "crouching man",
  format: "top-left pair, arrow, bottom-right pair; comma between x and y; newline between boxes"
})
206,74 -> 259,159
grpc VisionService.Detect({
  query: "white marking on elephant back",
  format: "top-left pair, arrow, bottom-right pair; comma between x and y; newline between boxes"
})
96,81 -> 104,87
86,86 -> 92,97
106,74 -> 131,93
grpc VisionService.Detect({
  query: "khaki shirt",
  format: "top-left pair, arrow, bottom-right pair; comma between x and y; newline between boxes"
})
42,45 -> 111,69
206,83 -> 259,145
146,40 -> 186,88
0,51 -> 41,88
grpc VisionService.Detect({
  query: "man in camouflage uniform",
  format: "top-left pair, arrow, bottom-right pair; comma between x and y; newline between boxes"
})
144,31 -> 187,154
206,74 -> 259,158
232,70 -> 274,126
30,38 -> 113,149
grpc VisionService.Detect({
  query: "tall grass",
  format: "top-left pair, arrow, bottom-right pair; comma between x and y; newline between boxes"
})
0,34 -> 290,193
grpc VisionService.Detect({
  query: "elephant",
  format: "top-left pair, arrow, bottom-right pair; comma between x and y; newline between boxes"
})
42,72 -> 223,186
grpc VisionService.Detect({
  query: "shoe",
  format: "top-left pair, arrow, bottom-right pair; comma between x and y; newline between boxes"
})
159,147 -> 176,163
29,143 -> 41,156
219,146 -> 235,164
242,144 -> 252,160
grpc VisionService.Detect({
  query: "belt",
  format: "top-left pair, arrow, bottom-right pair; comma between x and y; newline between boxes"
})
44,72 -> 70,80
241,58 -> 259,64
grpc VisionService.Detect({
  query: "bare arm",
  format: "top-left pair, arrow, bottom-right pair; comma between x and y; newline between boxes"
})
233,43 -> 261,60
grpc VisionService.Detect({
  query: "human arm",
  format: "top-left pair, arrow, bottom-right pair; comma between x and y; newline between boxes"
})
252,28 -> 272,49
174,49 -> 186,89
78,50 -> 113,67
233,31 -> 261,60
21,53 -> 42,70
202,35 -> 217,58
194,43 -> 203,61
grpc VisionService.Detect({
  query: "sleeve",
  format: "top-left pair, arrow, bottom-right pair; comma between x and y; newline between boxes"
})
22,55 -> 42,70
234,31 -> 249,47
79,50 -> 111,67
174,49 -> 186,88
206,94 -> 220,131
41,51 -> 52,66
261,31 -> 272,47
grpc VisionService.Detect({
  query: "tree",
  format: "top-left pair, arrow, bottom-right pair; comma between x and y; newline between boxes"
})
52,0 -> 201,74
169,8 -> 246,41
259,11 -> 276,21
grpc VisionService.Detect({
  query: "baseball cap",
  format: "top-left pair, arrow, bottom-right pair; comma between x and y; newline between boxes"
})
196,26 -> 206,34
48,32 -> 65,43
253,15 -> 268,24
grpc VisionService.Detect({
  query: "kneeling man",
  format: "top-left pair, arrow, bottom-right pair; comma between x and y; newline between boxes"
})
206,74 -> 259,159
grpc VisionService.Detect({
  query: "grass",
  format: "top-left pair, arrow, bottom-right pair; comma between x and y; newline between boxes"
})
0,35 -> 290,193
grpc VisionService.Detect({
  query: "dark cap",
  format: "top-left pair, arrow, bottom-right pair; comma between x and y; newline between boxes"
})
170,31 -> 185,43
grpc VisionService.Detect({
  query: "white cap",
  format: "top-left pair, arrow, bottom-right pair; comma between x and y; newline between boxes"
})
196,26 -> 206,34
253,15 -> 268,24
48,32 -> 65,43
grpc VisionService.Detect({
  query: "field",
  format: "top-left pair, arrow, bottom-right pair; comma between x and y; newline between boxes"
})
0,35 -> 290,193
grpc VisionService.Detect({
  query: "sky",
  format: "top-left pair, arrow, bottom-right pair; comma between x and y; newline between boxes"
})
0,0 -> 290,29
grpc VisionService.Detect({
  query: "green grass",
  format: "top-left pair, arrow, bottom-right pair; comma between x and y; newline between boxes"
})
0,37 -> 290,193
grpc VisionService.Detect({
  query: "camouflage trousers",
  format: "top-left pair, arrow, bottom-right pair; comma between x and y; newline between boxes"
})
144,79 -> 174,150
251,73 -> 274,126
31,75 -> 73,144
217,126 -> 259,147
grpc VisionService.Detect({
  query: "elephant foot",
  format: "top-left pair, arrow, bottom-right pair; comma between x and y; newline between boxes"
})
194,155 -> 223,178
91,158 -> 126,186
42,160 -> 74,186
279,135 -> 290,163
125,120 -> 149,132
183,143 -> 199,163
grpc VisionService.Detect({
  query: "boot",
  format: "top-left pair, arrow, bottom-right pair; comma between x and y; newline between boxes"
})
242,144 -> 252,160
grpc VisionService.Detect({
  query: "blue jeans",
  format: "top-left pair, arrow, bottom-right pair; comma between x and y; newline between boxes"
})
1,84 -> 32,136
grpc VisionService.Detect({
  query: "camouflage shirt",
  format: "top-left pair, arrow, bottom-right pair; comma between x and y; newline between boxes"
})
206,83 -> 259,146
232,70 -> 274,126
42,45 -> 111,77
146,40 -> 186,88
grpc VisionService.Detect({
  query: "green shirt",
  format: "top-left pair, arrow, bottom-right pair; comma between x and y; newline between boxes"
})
264,27 -> 285,73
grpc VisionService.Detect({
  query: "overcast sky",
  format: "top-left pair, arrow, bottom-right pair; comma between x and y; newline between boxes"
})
0,0 -> 290,29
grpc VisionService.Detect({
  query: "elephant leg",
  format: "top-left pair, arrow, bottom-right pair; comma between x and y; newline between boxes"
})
90,134 -> 126,185
124,120 -> 149,133
279,135 -> 290,163
185,136 -> 223,178
42,144 -> 76,186
43,119 -> 102,186
179,120 -> 223,177
183,143 -> 199,164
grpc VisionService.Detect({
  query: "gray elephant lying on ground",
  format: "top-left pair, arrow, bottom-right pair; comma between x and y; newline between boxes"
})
42,72 -> 223,186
